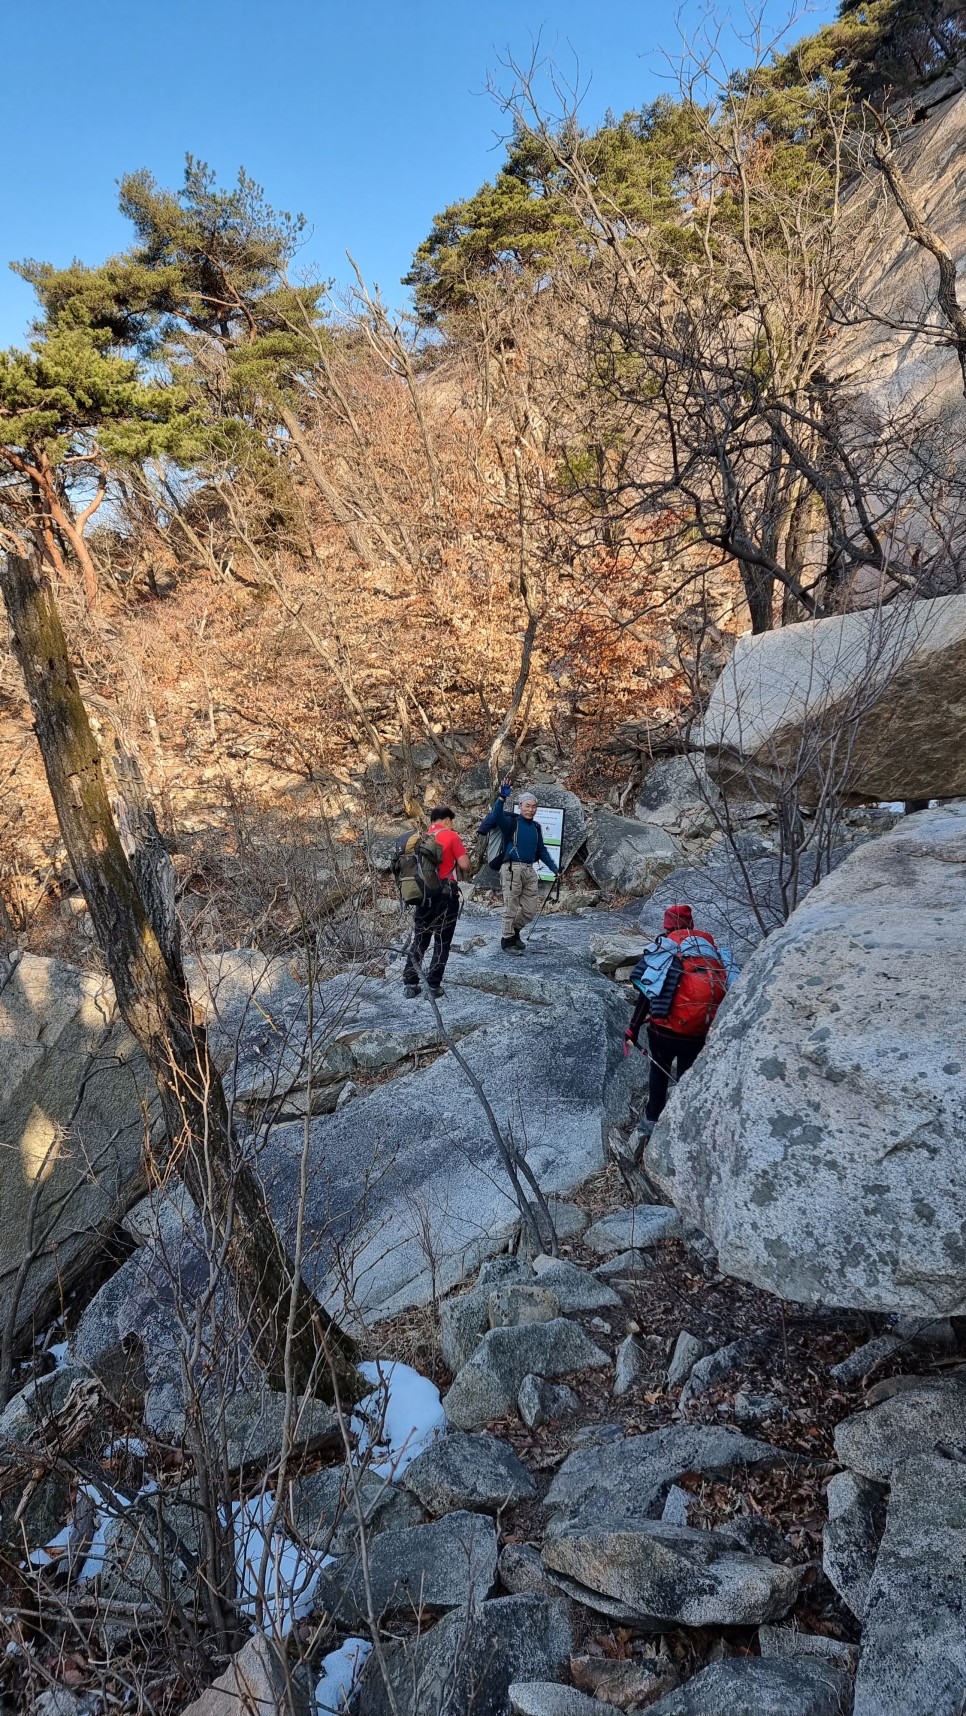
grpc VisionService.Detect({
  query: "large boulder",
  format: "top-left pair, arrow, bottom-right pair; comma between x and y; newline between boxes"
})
646,805 -> 966,1315
585,810 -> 683,898
646,1657 -> 849,1716
855,1450 -> 966,1716
474,784 -> 587,888
694,595 -> 966,803
0,953 -> 155,1344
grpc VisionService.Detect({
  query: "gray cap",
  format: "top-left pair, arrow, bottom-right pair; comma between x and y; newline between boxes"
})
519,791 -> 538,807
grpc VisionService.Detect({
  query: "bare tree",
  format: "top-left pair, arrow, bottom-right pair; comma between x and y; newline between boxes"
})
0,551 -> 360,1402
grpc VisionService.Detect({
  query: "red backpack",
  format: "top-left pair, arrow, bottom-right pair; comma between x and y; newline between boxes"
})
662,929 -> 729,1037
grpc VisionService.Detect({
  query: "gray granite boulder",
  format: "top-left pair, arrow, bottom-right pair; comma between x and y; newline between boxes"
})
358,1593 -> 572,1716
822,1470 -> 888,1620
855,1449 -> 966,1716
647,806 -> 966,1316
443,1321 -> 609,1430
518,1375 -> 580,1429
585,810 -> 683,898
546,1425 -> 785,1518
509,1685 -> 621,1716
401,1432 -> 536,1514
833,1369 -> 966,1480
583,1205 -> 683,1256
288,1464 -> 425,1555
531,1256 -> 621,1313
440,1258 -> 536,1372
647,1656 -> 849,1716
322,1509 -> 497,1622
542,1516 -> 802,1625
667,1332 -> 712,1389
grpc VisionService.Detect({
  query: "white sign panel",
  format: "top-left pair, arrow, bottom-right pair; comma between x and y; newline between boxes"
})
513,802 -> 564,883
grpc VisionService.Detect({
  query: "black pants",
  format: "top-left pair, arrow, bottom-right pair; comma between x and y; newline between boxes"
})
403,883 -> 459,988
644,1024 -> 706,1122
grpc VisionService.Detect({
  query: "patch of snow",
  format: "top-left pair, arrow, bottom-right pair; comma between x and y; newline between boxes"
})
315,1637 -> 372,1712
29,1523 -> 72,1570
102,1437 -> 148,1460
46,1341 -> 69,1368
231,1491 -> 333,1637
878,801 -> 906,813
77,1479 -> 131,1585
351,1359 -> 445,1480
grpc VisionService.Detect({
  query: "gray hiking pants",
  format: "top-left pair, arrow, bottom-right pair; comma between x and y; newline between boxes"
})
501,862 -> 541,938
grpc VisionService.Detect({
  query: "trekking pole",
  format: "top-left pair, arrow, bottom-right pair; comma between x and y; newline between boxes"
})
523,872 -> 561,946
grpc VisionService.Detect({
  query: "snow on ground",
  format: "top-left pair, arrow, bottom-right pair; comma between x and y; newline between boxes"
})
350,1359 -> 445,1479
315,1637 -> 372,1712
231,1491 -> 334,1636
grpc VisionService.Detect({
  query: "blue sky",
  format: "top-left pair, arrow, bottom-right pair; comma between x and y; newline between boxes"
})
0,0 -> 836,347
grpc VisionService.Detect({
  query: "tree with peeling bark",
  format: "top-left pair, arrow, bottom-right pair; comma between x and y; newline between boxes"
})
0,549 -> 362,1403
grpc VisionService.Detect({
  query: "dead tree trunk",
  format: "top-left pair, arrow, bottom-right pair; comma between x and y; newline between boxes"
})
0,552 -> 360,1402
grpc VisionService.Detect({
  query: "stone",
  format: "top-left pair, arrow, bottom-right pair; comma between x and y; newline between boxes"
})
593,1250 -> 652,1279
855,1449 -> 966,1716
440,1258 -> 536,1372
0,952 -> 156,1344
547,1426 -> 787,1519
531,1256 -> 622,1313
357,1593 -> 572,1716
660,1485 -> 691,1527
613,1335 -> 649,1397
34,1692 -> 98,1716
829,1336 -> 902,1382
498,1542 -> 561,1598
443,1320 -> 610,1430
695,595 -> 966,803
634,756 -> 723,837
758,1627 -> 857,1673
543,1199 -> 590,1240
733,1392 -> 780,1426
646,807 -> 966,1317
489,1283 -> 561,1329
321,1509 -> 497,1622
401,1431 -> 536,1514
180,1633 -> 310,1715
589,933 -> 648,977
570,1653 -> 679,1710
209,1388 -> 339,1471
646,1656 -> 849,1716
891,1313 -> 958,1352
518,1374 -> 580,1429
833,1369 -> 966,1480
542,1516 -> 802,1625
583,1205 -> 683,1255
822,1470 -> 888,1619
585,810 -> 683,898
667,1332 -> 712,1389
509,1684 -> 622,1716
288,1465 -> 425,1556
678,1338 -> 760,1408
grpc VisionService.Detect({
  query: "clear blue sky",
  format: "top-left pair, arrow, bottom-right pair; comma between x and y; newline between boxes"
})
0,0 -> 836,347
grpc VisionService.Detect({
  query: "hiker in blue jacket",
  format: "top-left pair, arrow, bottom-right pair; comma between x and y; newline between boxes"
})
478,780 -> 558,953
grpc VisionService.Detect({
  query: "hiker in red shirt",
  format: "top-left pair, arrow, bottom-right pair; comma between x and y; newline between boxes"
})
624,904 -> 729,1153
403,807 -> 470,1000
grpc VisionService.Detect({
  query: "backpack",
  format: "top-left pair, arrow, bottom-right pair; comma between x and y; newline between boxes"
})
662,932 -> 729,1037
390,832 -> 444,907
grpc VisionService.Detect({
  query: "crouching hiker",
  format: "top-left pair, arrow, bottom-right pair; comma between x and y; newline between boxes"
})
478,780 -> 559,954
624,904 -> 729,1152
393,807 -> 470,1000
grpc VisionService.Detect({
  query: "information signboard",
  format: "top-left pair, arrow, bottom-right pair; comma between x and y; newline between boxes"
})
512,802 -> 564,883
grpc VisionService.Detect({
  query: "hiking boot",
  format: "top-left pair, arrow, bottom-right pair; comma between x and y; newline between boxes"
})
427,984 -> 445,999
501,933 -> 525,954
403,984 -> 421,999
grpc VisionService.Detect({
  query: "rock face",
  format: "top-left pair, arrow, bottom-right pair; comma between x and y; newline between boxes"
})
647,806 -> 966,1315
694,596 -> 966,803
585,810 -> 683,898
855,1450 -> 966,1716
0,952 -> 156,1344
